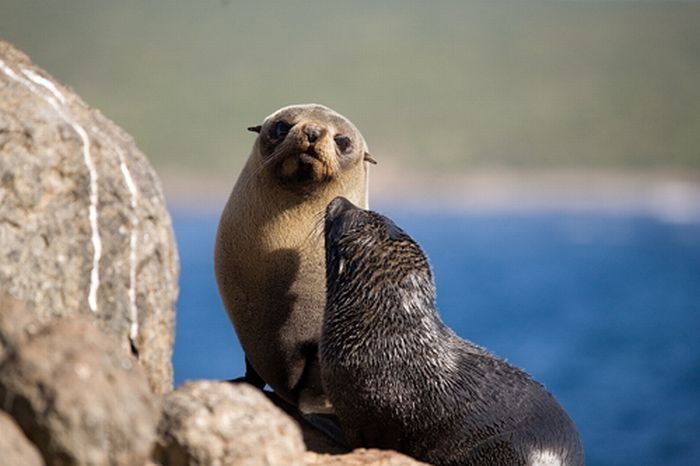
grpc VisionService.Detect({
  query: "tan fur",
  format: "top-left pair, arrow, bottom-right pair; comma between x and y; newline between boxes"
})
214,104 -> 370,410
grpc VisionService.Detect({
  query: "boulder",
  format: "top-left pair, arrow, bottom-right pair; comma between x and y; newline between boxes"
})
154,381 -> 306,466
0,316 -> 159,466
0,410 -> 44,466
0,40 -> 178,394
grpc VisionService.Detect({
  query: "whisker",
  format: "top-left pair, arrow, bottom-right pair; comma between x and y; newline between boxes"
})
301,208 -> 326,249
313,209 -> 326,236
238,147 -> 280,187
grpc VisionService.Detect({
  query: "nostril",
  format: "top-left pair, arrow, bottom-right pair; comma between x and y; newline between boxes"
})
304,126 -> 321,143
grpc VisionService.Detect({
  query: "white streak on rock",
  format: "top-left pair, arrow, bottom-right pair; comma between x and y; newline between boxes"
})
21,68 -> 67,104
116,144 -> 140,340
0,59 -> 102,313
22,69 -> 102,313
0,59 -> 25,89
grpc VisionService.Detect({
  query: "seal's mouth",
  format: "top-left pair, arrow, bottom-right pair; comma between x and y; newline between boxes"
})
299,152 -> 321,164
273,146 -> 334,190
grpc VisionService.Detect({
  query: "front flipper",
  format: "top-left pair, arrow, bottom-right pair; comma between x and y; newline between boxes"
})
228,356 -> 266,389
296,343 -> 334,414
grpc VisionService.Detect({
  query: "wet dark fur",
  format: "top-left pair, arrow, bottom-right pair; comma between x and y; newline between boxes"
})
320,197 -> 584,466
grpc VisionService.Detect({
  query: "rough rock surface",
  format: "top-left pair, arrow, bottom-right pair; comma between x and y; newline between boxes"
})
0,39 -> 178,394
155,381 -> 306,466
0,316 -> 159,466
0,410 -> 44,466
0,292 -> 42,363
305,449 -> 430,466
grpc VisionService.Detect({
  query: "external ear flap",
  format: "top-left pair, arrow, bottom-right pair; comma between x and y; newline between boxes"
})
364,152 -> 378,164
247,125 -> 262,133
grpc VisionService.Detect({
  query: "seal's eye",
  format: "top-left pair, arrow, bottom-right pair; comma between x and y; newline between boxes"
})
273,121 -> 292,139
334,136 -> 352,154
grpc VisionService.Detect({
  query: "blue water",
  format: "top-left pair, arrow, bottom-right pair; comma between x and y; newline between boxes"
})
172,208 -> 700,466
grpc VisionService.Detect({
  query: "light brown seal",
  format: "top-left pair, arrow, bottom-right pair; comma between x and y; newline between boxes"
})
214,104 -> 375,412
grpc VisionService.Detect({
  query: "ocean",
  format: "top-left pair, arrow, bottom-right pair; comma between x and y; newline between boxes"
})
172,207 -> 700,466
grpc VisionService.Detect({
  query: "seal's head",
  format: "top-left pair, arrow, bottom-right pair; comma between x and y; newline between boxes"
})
323,196 -> 434,312
248,104 -> 375,195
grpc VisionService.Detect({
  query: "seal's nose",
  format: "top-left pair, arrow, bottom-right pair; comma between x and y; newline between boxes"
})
304,125 -> 321,143
326,196 -> 356,222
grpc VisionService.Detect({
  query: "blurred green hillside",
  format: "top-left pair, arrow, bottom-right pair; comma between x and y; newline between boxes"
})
1,0 -> 699,175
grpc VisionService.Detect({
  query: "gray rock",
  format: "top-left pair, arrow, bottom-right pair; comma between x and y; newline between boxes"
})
0,40 -> 178,394
155,381 -> 306,466
0,316 -> 159,466
0,411 -> 44,466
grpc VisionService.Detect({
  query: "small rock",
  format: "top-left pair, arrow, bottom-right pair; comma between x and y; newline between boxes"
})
155,381 -> 306,466
0,316 -> 159,466
304,449 -> 430,466
0,39 -> 178,394
0,411 -> 44,466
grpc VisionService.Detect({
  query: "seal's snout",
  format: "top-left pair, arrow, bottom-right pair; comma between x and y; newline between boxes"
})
326,196 -> 357,222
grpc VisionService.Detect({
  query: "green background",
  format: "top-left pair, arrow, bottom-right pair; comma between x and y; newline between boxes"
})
2,0 -> 699,176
